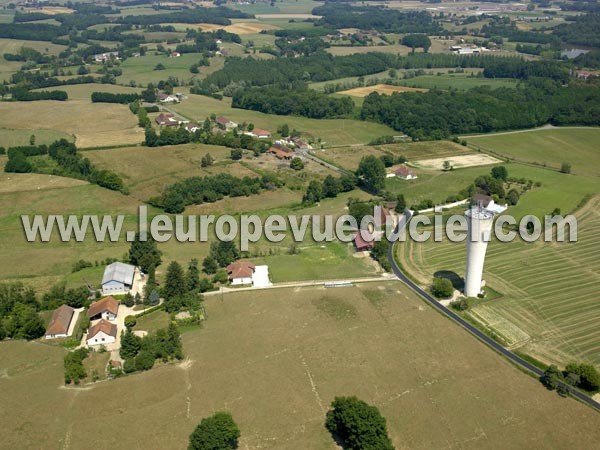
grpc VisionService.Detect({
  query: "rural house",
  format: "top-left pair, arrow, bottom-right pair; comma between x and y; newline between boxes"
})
88,296 -> 120,321
353,231 -> 375,252
244,128 -> 271,139
102,261 -> 135,295
155,112 -> 178,126
227,261 -> 255,285
185,123 -> 200,133
267,144 -> 294,160
157,92 -> 179,103
86,319 -> 117,346
392,165 -> 417,180
44,304 -> 75,339
216,116 -> 238,129
93,51 -> 119,63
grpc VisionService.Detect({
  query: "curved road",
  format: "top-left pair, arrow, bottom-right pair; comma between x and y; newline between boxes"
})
387,212 -> 600,413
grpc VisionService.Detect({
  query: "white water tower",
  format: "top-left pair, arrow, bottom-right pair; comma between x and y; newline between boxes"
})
464,206 -> 495,297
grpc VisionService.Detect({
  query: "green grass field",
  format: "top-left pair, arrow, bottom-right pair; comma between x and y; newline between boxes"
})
396,73 -> 519,90
169,90 -> 396,147
0,128 -> 73,148
2,284 -> 600,449
466,127 -> 600,177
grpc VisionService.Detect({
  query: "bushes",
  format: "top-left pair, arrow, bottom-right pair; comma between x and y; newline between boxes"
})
119,323 -> 183,374
564,363 -> 600,392
432,277 -> 454,298
64,348 -> 89,384
11,89 -> 68,101
4,154 -> 33,173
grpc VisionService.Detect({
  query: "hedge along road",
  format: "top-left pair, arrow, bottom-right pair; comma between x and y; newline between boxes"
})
386,210 -> 600,413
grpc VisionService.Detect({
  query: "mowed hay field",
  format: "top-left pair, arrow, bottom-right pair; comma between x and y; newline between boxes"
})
466,127 -> 600,177
338,84 -> 428,97
0,99 -> 143,148
397,192 -> 600,367
3,284 -> 600,449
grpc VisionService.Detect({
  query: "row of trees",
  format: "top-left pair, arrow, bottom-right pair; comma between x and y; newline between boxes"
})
91,91 -> 141,104
0,283 -> 45,342
148,172 -> 278,213
302,173 -> 357,205
541,362 -> 600,395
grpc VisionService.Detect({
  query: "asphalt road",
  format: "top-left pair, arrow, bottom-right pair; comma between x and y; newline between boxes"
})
387,211 -> 600,413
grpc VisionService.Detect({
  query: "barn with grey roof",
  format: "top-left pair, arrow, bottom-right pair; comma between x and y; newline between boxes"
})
102,262 -> 135,295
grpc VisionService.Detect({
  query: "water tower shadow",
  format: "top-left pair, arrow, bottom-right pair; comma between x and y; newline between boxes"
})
434,270 -> 464,291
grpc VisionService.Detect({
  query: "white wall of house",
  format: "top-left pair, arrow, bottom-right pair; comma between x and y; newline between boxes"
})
102,311 -> 117,321
87,331 -> 116,346
45,333 -> 67,340
231,276 -> 252,285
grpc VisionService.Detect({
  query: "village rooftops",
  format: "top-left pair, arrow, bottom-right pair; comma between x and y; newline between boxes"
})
45,304 -> 75,337
88,296 -> 120,319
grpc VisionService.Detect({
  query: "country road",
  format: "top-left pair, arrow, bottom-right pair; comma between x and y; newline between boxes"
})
386,211 -> 600,413
461,124 -> 599,139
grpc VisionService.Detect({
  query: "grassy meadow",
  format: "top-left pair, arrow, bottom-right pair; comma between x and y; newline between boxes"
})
2,284 -> 600,449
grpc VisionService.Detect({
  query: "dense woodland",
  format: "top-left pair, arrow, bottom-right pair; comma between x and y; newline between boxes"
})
313,4 -> 442,34
360,79 -> 600,140
232,84 -> 354,118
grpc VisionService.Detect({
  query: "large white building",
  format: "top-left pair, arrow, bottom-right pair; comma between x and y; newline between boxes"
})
102,262 -> 135,295
464,207 -> 495,297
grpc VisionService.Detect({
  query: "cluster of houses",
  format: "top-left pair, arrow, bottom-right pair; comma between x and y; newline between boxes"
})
93,51 -> 120,63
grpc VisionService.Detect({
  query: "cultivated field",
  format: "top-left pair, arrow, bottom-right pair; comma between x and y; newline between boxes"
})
413,154 -> 502,170
397,193 -> 600,366
3,284 -> 600,449
0,100 -> 143,148
319,140 -> 472,171
338,84 -> 428,97
174,21 -> 280,34
466,127 -> 600,177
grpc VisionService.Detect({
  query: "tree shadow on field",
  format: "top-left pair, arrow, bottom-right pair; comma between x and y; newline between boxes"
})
434,270 -> 464,290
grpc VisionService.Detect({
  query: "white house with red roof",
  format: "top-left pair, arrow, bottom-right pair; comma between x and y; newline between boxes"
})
86,319 -> 117,346
389,164 -> 417,180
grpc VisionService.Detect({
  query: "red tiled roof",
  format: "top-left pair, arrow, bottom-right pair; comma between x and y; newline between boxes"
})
353,231 -> 375,251
45,304 -> 75,336
227,262 -> 255,279
87,319 -> 117,340
268,145 -> 293,159
88,296 -> 119,318
252,128 -> 271,137
216,116 -> 230,125
394,165 -> 414,177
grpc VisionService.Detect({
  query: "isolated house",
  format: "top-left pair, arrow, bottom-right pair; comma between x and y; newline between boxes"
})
227,261 -> 255,285
185,123 -> 200,133
157,92 -> 179,103
155,112 -> 178,126
170,51 -> 181,58
102,262 -> 135,295
393,165 -> 417,180
45,304 -> 75,339
88,296 -> 120,321
86,319 -> 117,346
353,231 -> 375,252
216,116 -> 238,129
267,144 -> 293,160
93,51 -> 119,63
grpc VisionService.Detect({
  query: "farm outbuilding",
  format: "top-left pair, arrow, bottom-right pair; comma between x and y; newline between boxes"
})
45,304 -> 75,339
102,262 -> 135,295
88,296 -> 120,321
